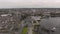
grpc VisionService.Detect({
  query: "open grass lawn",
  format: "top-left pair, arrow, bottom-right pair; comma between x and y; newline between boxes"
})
22,27 -> 28,34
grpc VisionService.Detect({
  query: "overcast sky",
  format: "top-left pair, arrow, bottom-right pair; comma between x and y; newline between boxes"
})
0,0 -> 60,8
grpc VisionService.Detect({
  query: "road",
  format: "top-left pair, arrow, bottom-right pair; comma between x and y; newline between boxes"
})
18,20 -> 26,34
18,17 -> 32,34
40,17 -> 60,34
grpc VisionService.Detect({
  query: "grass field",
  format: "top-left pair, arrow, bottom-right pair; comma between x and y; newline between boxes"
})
22,27 -> 28,34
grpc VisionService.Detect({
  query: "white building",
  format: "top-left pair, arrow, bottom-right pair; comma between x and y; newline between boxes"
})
1,14 -> 12,17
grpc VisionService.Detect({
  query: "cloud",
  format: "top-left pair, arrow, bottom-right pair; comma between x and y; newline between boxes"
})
0,0 -> 60,8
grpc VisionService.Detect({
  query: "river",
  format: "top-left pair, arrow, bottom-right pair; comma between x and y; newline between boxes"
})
40,17 -> 60,34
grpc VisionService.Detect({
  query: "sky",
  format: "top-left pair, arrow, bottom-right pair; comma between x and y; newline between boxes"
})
0,0 -> 60,8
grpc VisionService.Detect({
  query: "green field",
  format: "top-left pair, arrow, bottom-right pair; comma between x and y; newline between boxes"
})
22,27 -> 28,34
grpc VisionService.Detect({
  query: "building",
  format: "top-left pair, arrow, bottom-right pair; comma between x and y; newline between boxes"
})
28,16 -> 41,34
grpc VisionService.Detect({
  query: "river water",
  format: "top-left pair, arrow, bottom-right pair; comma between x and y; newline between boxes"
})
40,17 -> 60,34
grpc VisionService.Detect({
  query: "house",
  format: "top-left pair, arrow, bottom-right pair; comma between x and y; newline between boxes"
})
30,16 -> 41,21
